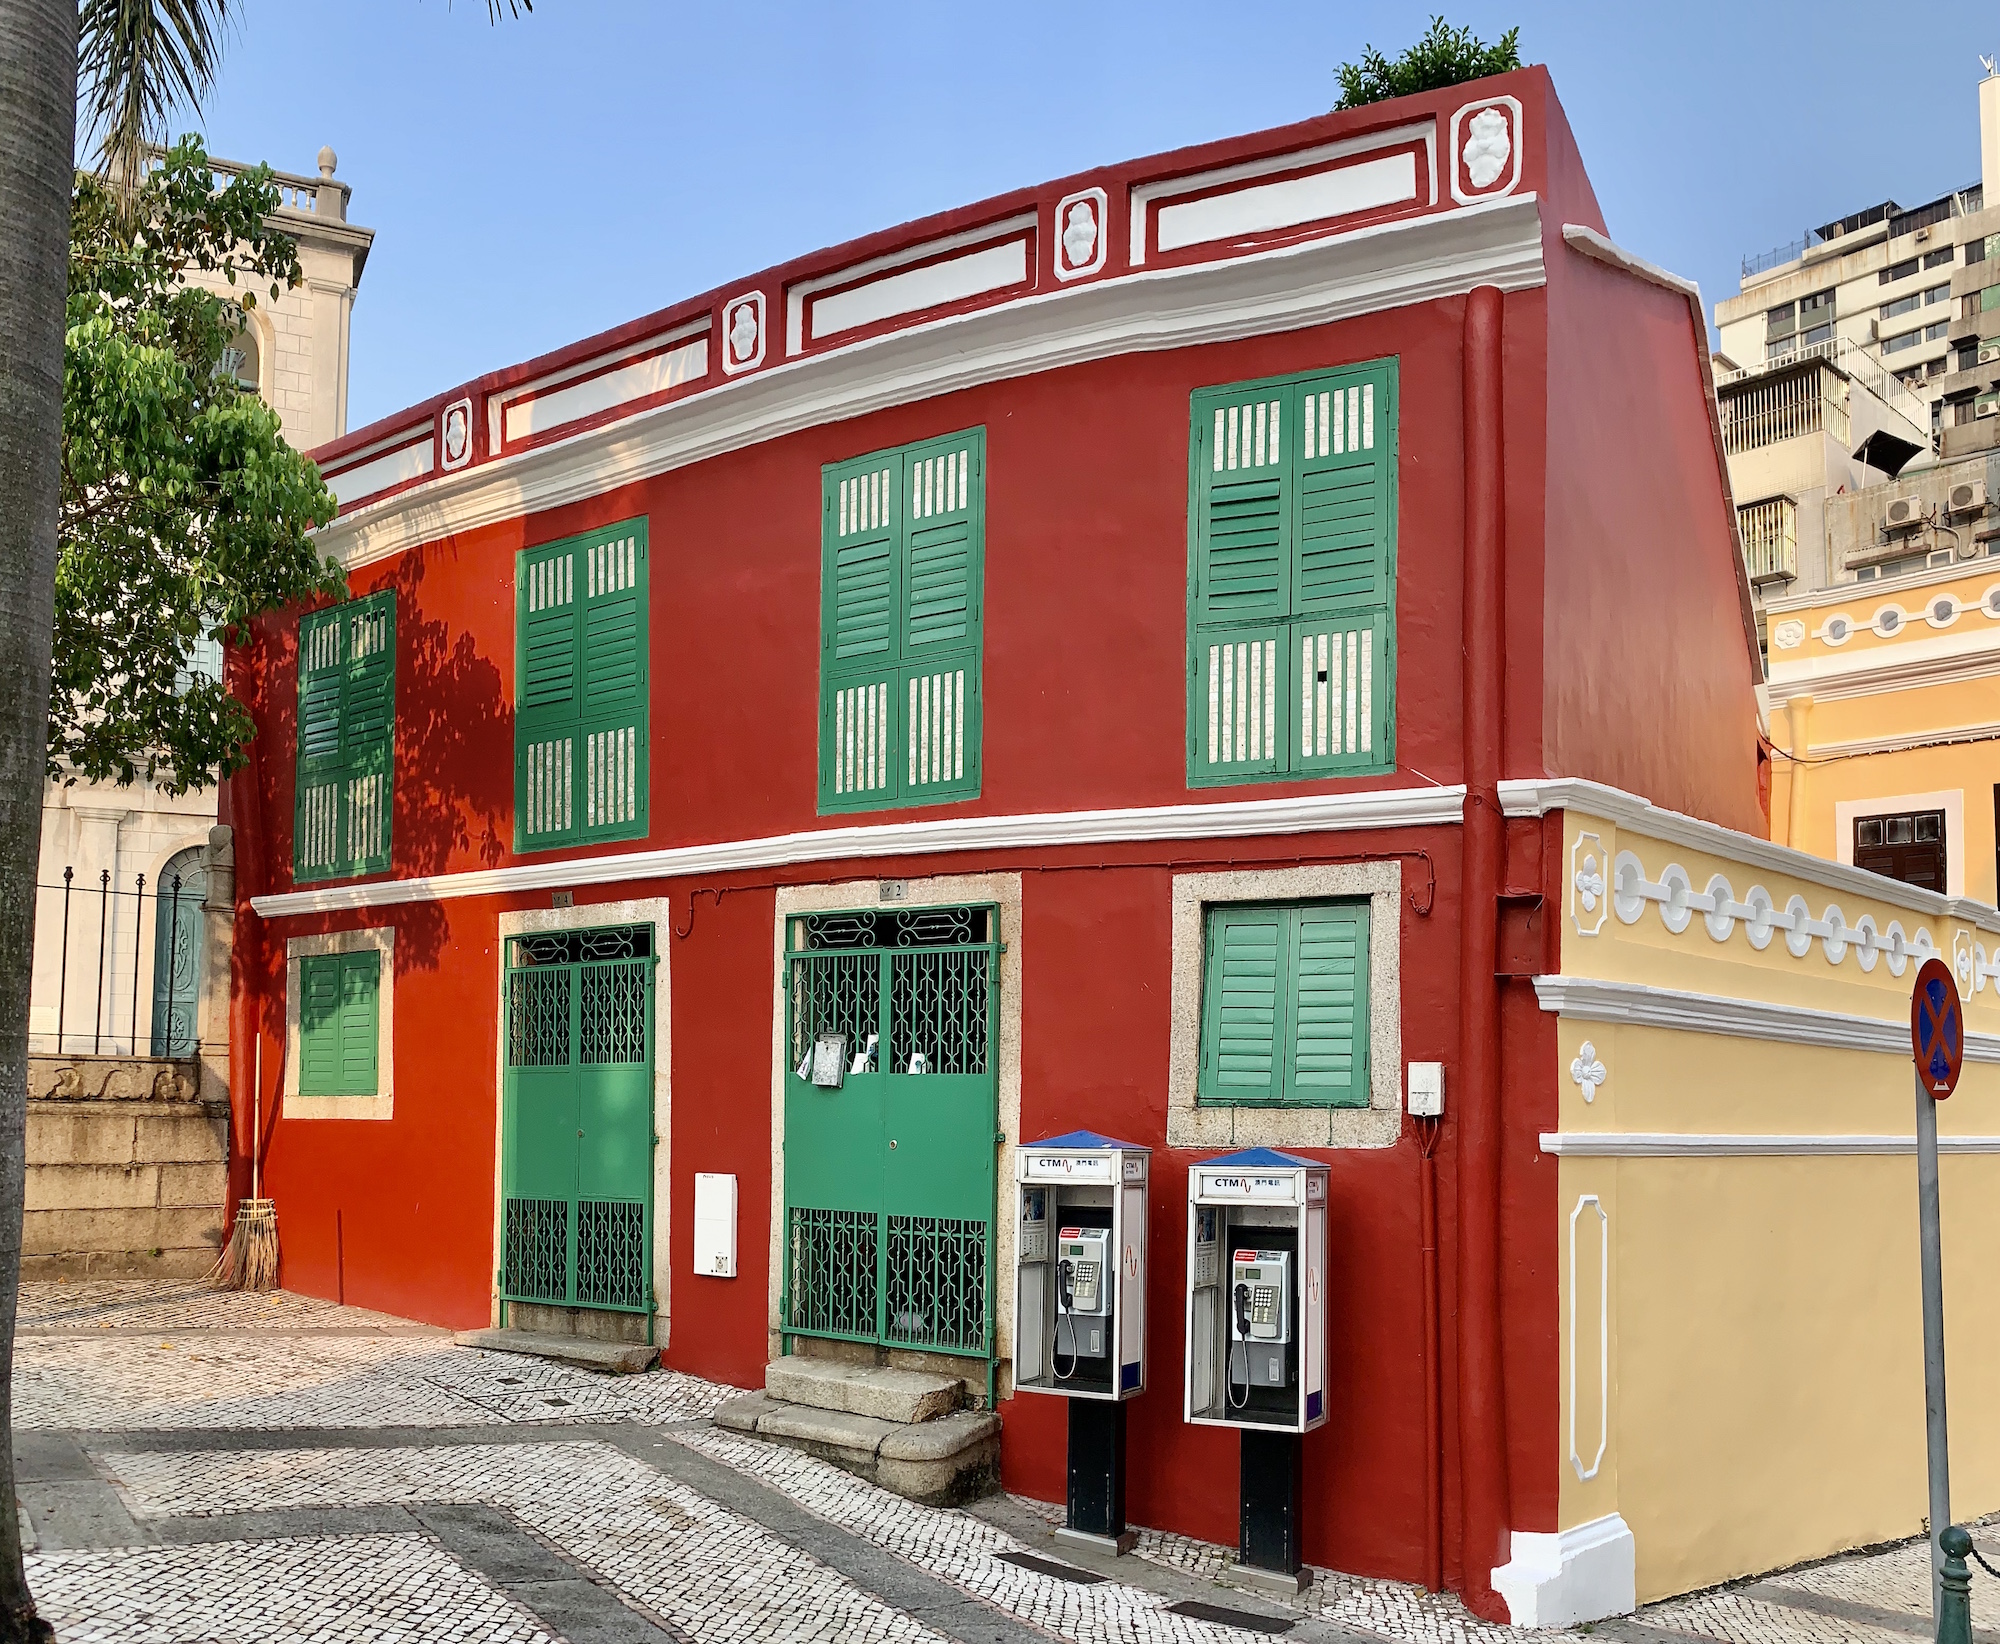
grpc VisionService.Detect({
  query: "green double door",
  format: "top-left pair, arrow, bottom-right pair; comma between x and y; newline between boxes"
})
783,905 -> 998,1358
501,925 -> 654,1313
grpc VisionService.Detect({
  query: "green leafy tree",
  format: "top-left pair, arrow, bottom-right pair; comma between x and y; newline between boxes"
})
58,137 -> 344,792
1335,16 -> 1523,110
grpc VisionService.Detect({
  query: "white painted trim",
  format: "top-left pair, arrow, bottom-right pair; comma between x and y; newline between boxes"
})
1128,120 -> 1437,267
318,196 -> 1545,568
1802,721 -> 2000,760
810,237 -> 1030,343
326,437 -> 432,508
785,212 -> 1039,356
1533,974 -> 2000,1062
501,337 -> 708,449
1767,624 -> 2000,702
1540,1132 -> 2000,1157
1051,188 -> 1108,282
1492,1513 -> 1635,1627
283,926 -> 394,1121
1155,152 -> 1418,255
250,785 -> 1468,919
1566,1195 -> 1607,1482
1497,777 -> 2000,934
1834,789 -> 1964,899
1449,97 -> 1524,204
1560,224 -> 1698,301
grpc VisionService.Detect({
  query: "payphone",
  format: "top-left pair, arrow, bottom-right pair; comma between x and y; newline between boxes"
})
1184,1148 -> 1329,1596
1015,1130 -> 1150,1554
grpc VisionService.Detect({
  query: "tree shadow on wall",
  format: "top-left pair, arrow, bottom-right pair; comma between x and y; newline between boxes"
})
382,546 -> 512,974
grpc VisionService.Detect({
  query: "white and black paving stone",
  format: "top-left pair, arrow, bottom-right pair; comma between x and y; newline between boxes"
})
11,1281 -> 1988,1643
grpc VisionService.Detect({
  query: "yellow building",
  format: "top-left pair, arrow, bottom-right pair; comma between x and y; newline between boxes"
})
1765,454 -> 2000,902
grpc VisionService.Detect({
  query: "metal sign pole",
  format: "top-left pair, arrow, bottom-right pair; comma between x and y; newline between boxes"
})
1909,954 -> 1963,1637
1915,1063 -> 1950,1626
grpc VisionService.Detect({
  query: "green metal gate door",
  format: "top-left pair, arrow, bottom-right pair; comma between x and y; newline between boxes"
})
783,905 -> 997,1361
502,925 -> 654,1314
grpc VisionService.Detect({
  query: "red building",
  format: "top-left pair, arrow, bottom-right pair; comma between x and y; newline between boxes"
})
226,67 -> 1762,1622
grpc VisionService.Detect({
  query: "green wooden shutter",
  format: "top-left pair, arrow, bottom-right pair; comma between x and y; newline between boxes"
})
819,430 -> 983,812
294,609 -> 345,879
1187,363 -> 1396,786
515,520 -> 648,852
898,432 -> 982,805
1198,904 -> 1286,1105
337,950 -> 381,1094
295,591 -> 395,883
340,594 -> 395,875
1285,902 -> 1370,1107
1291,366 -> 1395,775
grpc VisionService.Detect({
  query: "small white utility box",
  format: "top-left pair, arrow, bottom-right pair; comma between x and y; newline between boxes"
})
1184,1148 -> 1328,1433
1014,1131 -> 1149,1400
693,1172 -> 738,1278
1407,1061 -> 1444,1117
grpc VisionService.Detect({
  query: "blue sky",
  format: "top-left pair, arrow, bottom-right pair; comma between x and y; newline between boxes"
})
186,1 -> 2000,435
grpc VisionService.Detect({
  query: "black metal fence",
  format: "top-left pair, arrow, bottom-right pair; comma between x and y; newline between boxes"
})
33,868 -> 204,1060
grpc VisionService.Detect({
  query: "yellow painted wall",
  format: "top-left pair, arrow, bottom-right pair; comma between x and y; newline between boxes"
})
1766,565 -> 2000,902
1553,804 -> 2000,1601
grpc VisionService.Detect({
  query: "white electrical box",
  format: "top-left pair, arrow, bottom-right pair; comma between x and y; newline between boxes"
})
1184,1148 -> 1328,1433
1407,1061 -> 1444,1118
1014,1131 -> 1149,1402
693,1172 -> 737,1278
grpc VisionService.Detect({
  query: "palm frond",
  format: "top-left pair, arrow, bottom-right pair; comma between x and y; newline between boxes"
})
485,0 -> 532,15
77,0 -> 232,185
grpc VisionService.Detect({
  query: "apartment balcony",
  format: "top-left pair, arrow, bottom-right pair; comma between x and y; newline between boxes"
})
1738,496 -> 1798,585
1718,361 -> 1851,456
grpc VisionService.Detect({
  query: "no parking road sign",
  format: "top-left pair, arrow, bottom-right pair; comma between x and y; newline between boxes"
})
1912,956 -> 1964,1099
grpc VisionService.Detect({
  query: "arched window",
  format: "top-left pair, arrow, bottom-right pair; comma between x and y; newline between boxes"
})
219,326 -> 260,393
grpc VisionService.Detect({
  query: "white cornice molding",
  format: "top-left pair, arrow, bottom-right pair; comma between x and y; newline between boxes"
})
250,783 -> 1468,918
1788,720 -> 2000,760
1540,1132 -> 2000,1157
317,195 -> 1546,569
1533,974 -> 2000,1060
1498,776 -> 2000,933
1559,224 -> 1698,301
1767,641 -> 2000,705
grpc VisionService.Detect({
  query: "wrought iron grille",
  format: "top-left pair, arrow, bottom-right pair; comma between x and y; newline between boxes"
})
506,969 -> 571,1067
889,948 -> 989,1074
886,1215 -> 988,1352
510,926 -> 652,967
787,1208 -> 878,1338
787,952 -> 880,1069
576,1199 -> 648,1309
504,1197 -> 569,1302
32,866 -> 207,1059
800,906 -> 988,950
579,962 -> 648,1064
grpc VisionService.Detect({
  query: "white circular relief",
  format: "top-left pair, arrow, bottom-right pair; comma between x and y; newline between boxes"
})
1930,596 -> 1958,627
1772,620 -> 1806,650
1983,585 -> 2000,617
1873,606 -> 1904,636
1822,615 -> 1852,645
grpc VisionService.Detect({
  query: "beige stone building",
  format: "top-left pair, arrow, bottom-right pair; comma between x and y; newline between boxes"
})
28,150 -> 373,1276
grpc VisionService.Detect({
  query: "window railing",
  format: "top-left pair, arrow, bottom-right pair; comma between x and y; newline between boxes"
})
31,869 -> 205,1059
1719,364 -> 1850,454
1738,498 -> 1798,584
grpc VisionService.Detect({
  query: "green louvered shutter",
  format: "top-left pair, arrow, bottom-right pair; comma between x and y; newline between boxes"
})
340,594 -> 395,875
1291,366 -> 1395,775
294,591 -> 395,883
1187,363 -> 1395,786
1286,902 -> 1370,1107
294,609 -> 345,879
579,524 -> 648,840
337,950 -> 380,1093
899,432 -> 982,805
515,520 -> 649,853
819,429 -> 983,812
1198,904 -> 1285,1105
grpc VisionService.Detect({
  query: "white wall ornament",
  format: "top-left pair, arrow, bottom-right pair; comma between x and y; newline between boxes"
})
1569,1042 -> 1607,1103
1449,96 -> 1522,204
1611,848 -> 1935,973
439,397 -> 473,472
1872,604 -> 1907,638
1053,187 -> 1108,282
1568,1194 -> 1608,1483
1771,620 -> 1805,651
1571,831 -> 1607,936
720,291 -> 766,376
1818,614 -> 1853,646
1982,586 -> 2000,619
1953,929 -> 2000,996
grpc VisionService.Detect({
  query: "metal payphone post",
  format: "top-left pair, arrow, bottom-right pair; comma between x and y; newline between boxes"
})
1014,1130 -> 1150,1555
1184,1148 -> 1329,1595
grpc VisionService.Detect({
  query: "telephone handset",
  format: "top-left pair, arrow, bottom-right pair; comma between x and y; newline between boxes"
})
1228,1281 -> 1252,1409
1058,1258 -> 1076,1311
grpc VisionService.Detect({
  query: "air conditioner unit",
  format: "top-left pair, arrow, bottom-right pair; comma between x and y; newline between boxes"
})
1948,478 -> 1988,514
1884,494 -> 1927,529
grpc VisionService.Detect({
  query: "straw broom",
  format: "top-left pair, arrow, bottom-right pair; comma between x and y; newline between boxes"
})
210,1034 -> 279,1291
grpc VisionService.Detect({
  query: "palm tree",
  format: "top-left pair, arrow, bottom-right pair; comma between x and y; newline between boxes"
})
0,4 -> 522,1635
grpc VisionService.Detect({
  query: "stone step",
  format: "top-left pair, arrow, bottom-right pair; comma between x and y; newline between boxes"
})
763,1357 -> 965,1424
454,1328 -> 658,1376
717,1390 -> 999,1506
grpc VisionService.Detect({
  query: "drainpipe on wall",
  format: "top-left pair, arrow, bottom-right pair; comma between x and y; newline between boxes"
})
1457,284 -> 1511,1618
1784,695 -> 1814,852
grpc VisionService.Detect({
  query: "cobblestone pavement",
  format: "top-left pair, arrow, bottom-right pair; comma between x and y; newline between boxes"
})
11,1280 -> 1994,1643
